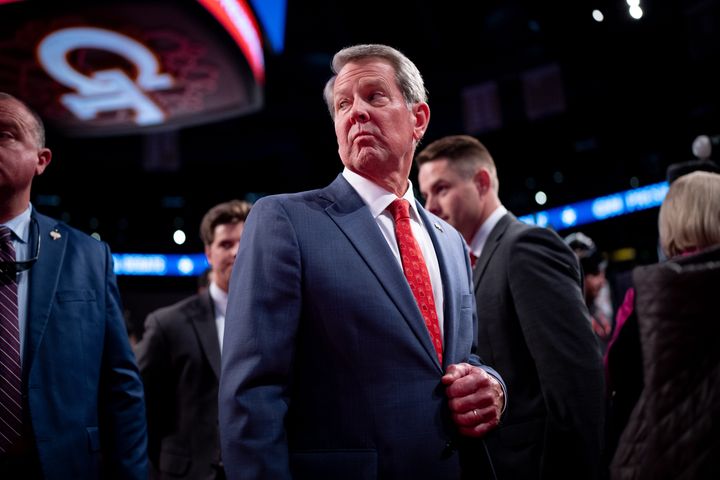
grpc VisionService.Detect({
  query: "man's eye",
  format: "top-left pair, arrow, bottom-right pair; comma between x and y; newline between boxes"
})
336,100 -> 350,110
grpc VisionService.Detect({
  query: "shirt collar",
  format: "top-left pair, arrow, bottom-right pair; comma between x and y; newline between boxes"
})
469,205 -> 507,257
208,281 -> 228,316
342,167 -> 421,220
2,204 -> 32,245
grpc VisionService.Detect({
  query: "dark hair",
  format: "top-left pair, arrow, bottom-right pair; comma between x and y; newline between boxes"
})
199,200 -> 252,246
415,134 -> 499,192
564,232 -> 606,275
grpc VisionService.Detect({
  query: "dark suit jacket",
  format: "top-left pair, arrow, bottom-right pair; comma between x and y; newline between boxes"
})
219,175 -> 501,480
135,291 -> 223,479
474,213 -> 605,479
25,211 -> 147,480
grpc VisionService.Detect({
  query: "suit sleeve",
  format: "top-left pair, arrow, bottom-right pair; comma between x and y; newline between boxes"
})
219,197 -> 300,480
99,243 -> 149,480
134,311 -> 172,471
507,228 -> 604,479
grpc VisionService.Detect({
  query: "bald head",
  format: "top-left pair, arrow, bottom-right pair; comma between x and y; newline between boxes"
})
0,93 -> 46,148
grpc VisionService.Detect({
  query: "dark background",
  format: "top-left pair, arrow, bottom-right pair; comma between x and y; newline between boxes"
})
5,0 -> 720,328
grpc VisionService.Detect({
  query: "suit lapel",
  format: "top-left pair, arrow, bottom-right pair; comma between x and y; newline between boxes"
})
190,292 -> 221,380
473,213 -> 513,289
322,176 -> 442,369
416,205 -> 456,368
25,213 -> 66,373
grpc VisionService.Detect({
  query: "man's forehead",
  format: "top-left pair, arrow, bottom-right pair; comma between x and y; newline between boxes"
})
334,60 -> 396,91
0,99 -> 33,129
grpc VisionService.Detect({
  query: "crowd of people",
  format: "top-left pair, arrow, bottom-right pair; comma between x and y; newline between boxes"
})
1,40 -> 718,480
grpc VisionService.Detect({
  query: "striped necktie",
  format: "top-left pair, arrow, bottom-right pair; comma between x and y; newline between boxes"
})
0,226 -> 23,453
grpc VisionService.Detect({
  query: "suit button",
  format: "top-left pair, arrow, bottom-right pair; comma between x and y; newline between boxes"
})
441,440 -> 456,458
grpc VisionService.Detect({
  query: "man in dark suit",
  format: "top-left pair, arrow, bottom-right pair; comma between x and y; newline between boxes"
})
416,135 -> 605,480
219,44 -> 506,480
135,199 -> 251,479
0,92 -> 147,479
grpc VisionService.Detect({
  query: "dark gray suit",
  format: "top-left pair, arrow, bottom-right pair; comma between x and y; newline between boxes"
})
135,292 -> 223,479
474,213 -> 605,479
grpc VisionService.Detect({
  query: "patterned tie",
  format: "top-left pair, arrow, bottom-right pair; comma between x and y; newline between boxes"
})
387,199 -> 443,364
0,226 -> 23,454
469,252 -> 478,269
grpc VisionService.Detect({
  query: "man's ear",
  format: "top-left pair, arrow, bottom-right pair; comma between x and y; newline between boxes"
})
412,102 -> 430,142
35,148 -> 52,176
473,168 -> 491,193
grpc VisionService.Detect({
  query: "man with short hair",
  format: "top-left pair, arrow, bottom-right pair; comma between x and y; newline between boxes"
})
416,134 -> 605,480
219,45 -> 506,479
136,199 -> 251,480
0,92 -> 147,479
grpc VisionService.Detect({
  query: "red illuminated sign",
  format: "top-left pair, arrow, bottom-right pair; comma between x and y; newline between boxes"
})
0,1 -> 264,136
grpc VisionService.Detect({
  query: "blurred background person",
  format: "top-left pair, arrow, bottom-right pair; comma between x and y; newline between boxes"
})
604,161 -> 720,471
609,170 -> 720,479
135,199 -> 251,480
0,92 -> 147,479
416,134 -> 605,480
565,231 -> 615,349
197,266 -> 213,295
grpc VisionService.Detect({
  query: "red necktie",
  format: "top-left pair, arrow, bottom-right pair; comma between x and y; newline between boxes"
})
387,199 -> 443,364
469,252 -> 478,268
0,226 -> 23,454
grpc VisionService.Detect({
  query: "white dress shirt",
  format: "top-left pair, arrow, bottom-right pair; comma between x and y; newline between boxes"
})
342,168 -> 445,339
209,281 -> 227,353
469,205 -> 508,259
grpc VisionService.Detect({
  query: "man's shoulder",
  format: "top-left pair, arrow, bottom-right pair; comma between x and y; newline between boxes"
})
34,211 -> 106,249
148,293 -> 208,323
502,215 -> 565,246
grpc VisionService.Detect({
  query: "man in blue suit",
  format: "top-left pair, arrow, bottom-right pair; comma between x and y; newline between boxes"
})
0,92 -> 147,479
219,44 -> 506,480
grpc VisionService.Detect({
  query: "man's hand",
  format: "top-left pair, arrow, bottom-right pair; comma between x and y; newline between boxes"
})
442,362 -> 504,437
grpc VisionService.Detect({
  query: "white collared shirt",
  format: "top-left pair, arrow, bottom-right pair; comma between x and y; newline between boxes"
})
208,281 -> 227,353
469,205 -> 508,259
342,168 -> 444,338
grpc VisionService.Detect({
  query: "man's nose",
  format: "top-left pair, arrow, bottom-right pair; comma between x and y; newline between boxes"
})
350,101 -> 370,123
424,196 -> 440,215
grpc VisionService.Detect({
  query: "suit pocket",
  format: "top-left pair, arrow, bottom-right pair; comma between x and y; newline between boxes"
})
159,440 -> 191,476
290,449 -> 377,480
57,289 -> 97,302
497,417 -> 544,449
86,426 -> 100,452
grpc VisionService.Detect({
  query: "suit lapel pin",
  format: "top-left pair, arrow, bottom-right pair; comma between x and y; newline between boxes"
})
433,222 -> 443,233
50,229 -> 62,240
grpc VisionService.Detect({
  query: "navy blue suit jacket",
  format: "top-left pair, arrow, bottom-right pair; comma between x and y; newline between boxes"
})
219,175 -> 500,479
24,211 -> 147,480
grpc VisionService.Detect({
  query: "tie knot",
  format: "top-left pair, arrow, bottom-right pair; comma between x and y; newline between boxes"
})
387,199 -> 411,222
469,252 -> 478,268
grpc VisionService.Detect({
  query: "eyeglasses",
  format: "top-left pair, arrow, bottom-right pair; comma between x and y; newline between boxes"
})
0,217 -> 40,276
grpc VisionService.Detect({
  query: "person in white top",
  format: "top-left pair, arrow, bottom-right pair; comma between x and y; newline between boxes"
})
417,134 -> 605,480
135,199 -> 251,480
